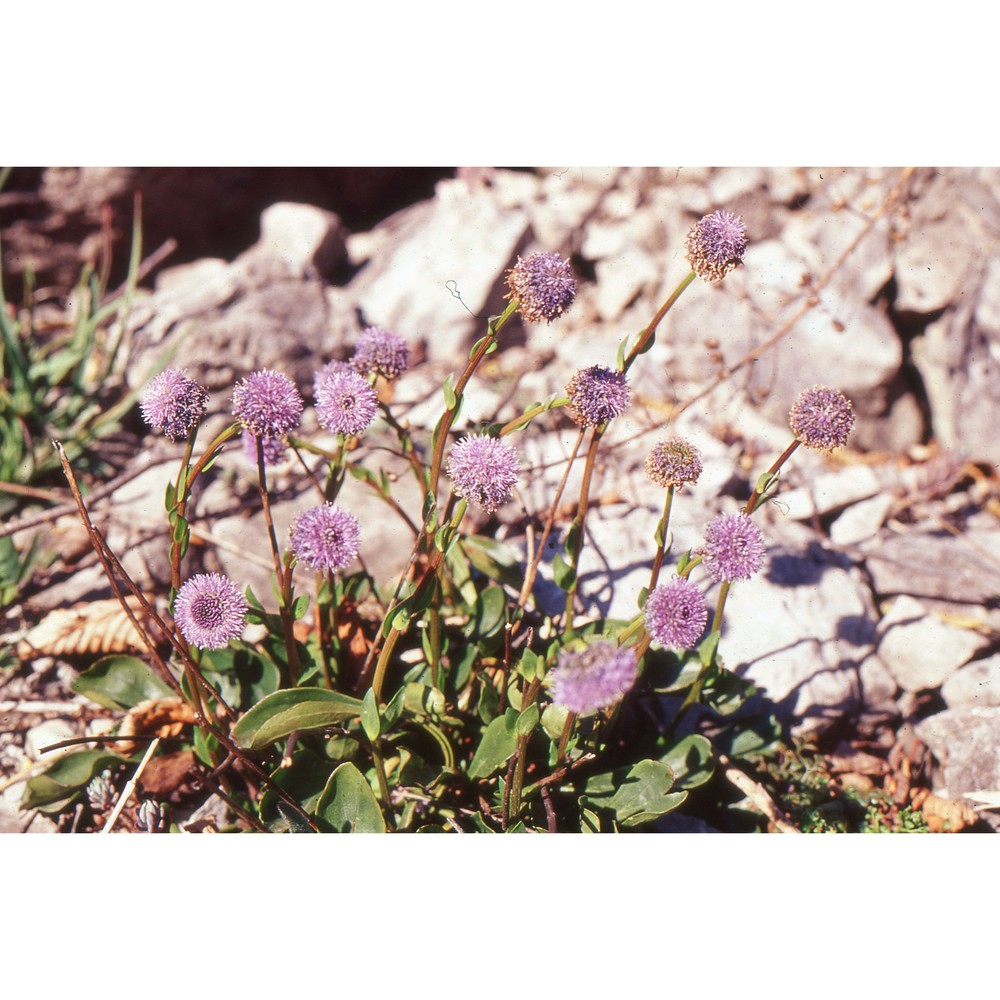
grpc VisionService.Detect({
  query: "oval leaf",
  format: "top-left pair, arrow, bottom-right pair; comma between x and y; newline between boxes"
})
316,762 -> 386,833
232,688 -> 363,750
71,654 -> 175,710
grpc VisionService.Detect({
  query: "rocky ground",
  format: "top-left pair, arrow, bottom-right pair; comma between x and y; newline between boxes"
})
3,165 -> 999,832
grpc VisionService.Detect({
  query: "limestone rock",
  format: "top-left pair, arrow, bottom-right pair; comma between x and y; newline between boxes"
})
876,595 -> 988,692
941,657 -> 1000,709
914,707 -> 1000,798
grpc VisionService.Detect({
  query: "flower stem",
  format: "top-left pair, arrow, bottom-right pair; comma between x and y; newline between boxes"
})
426,299 -> 518,500
622,270 -> 696,373
647,485 -> 675,593
563,426 -> 604,623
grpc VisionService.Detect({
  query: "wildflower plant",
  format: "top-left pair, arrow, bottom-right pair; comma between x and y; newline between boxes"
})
26,203 -> 863,835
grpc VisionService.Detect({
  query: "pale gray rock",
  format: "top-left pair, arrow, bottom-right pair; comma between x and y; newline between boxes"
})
253,201 -> 346,277
941,657 -> 1000,709
863,527 -> 1000,605
876,594 -> 987,692
713,518 -> 887,732
346,177 -> 530,363
914,707 -> 1000,798
24,719 -> 76,761
779,464 -> 881,521
829,492 -> 895,547
593,244 -> 660,322
892,169 -> 987,314
127,204 -> 350,392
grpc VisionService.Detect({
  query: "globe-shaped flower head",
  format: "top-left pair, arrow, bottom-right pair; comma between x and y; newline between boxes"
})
314,367 -> 379,437
140,367 -> 208,442
789,385 -> 855,451
644,577 -> 709,650
232,370 -> 303,440
700,512 -> 766,583
565,365 -> 631,427
549,641 -> 639,716
684,210 -> 748,284
351,326 -> 411,381
506,252 -> 576,324
645,437 -> 703,489
446,434 -> 521,513
173,573 -> 248,649
288,503 -> 361,572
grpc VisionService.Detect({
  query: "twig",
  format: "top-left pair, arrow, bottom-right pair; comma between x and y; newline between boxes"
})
718,753 -> 800,834
101,737 -> 161,834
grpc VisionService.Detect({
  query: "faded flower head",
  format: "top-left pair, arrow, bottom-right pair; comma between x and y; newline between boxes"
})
645,437 -> 703,489
644,577 -> 709,650
351,326 -> 411,381
789,385 -> 855,451
446,434 -> 521,513
140,367 -> 208,441
506,252 -> 577,324
314,367 -> 378,437
684,209 -> 748,284
565,365 -> 631,427
173,573 -> 248,649
287,503 -> 361,572
241,431 -> 289,467
232,369 -> 303,440
700,512 -> 766,583
549,641 -> 639,716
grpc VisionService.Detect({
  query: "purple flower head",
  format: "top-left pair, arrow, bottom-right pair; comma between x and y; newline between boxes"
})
684,209 -> 748,284
241,431 -> 289,467
313,358 -> 353,396
232,369 -> 303,440
446,434 -> 520,513
351,326 -> 411,381
140,367 -> 208,442
645,437 -> 703,489
549,641 -> 639,716
700,512 -> 766,583
314,367 -> 378,437
506,252 -> 577,324
173,573 -> 248,649
565,365 -> 631,427
789,385 -> 855,451
644,577 -> 709,650
288,503 -> 361,572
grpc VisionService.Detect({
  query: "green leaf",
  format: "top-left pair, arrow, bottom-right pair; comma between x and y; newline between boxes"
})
478,680 -> 499,724
442,373 -> 457,410
232,688 -> 363,750
659,734 -> 715,790
514,702 -> 540,738
465,584 -> 507,642
698,630 -> 721,668
467,709 -> 519,780
605,760 -> 686,827
541,703 -> 569,742
517,648 -> 541,682
291,594 -> 310,621
552,552 -> 576,591
637,586 -> 649,610
71,655 -> 175,710
460,535 -> 524,590
361,687 -> 381,741
315,762 -> 386,833
21,750 -> 125,812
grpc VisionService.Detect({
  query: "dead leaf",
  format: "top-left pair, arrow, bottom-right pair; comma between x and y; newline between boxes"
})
16,595 -> 161,660
116,698 -> 196,755
910,788 -> 979,833
138,750 -> 198,799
